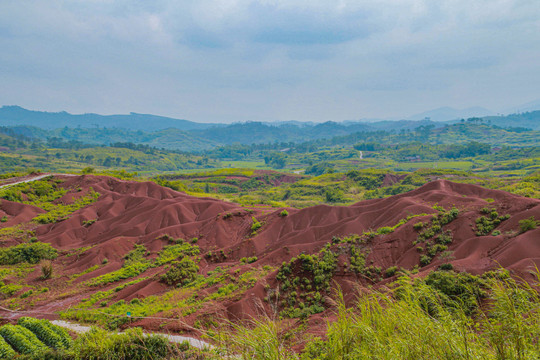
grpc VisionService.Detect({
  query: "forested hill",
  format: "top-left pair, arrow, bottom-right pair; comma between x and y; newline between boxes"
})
0,105 -> 218,131
0,106 -> 539,151
483,111 -> 540,130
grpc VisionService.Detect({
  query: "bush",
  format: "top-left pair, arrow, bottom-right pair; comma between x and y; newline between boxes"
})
413,222 -> 424,230
422,270 -> 487,314
155,243 -> 199,266
376,226 -> 393,235
420,255 -> 432,266
41,260 -> 53,280
251,217 -> 262,234
324,188 -> 345,203
519,216 -> 539,233
73,327 -> 173,360
18,317 -> 72,350
0,216 -> 7,223
161,257 -> 199,286
475,211 -> 510,236
82,219 -> 96,227
20,290 -> 33,299
88,262 -> 151,286
279,210 -> 289,217
385,266 -> 398,277
0,242 -> 57,265
438,263 -> 454,271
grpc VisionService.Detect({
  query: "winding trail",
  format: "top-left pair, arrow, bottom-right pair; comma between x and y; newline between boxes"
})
0,173 -> 77,189
50,320 -> 213,349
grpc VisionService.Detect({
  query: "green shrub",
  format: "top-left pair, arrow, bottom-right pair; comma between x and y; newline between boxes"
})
88,262 -> 151,286
73,327 -> 173,360
0,216 -> 7,223
0,283 -> 23,297
276,246 -> 338,318
475,209 -> 510,236
82,219 -> 96,227
0,242 -> 57,265
123,245 -> 148,267
20,290 -> 33,299
385,266 -> 398,277
0,324 -> 48,355
18,317 -> 72,350
420,255 -> 432,266
155,243 -> 199,266
251,217 -> 262,234
413,222 -> 424,230
438,263 -> 454,271
324,188 -> 345,203
161,257 -> 199,286
422,270 -> 487,315
376,226 -> 393,235
519,216 -> 539,233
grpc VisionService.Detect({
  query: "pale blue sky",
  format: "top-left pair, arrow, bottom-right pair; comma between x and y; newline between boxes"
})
1,0 -> 539,123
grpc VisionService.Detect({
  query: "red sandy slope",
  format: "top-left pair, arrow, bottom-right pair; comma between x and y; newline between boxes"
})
1,175 -> 539,330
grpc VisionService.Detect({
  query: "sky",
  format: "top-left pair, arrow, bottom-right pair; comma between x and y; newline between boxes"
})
0,0 -> 539,123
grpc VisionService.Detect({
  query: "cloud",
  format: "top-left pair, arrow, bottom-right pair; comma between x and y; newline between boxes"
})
0,0 -> 539,122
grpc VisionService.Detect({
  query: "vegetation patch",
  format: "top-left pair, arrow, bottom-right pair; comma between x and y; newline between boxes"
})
33,189 -> 100,224
161,257 -> 199,286
518,216 -> 539,233
474,207 -> 510,236
0,242 -> 57,265
275,244 -> 338,318
87,262 -> 151,287
414,207 -> 460,266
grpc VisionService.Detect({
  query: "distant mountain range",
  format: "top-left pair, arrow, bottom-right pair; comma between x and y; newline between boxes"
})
407,106 -> 495,122
0,105 -> 219,131
0,105 -> 539,151
503,99 -> 540,114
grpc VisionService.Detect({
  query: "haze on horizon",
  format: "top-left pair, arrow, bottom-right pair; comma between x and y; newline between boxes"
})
1,0 -> 539,124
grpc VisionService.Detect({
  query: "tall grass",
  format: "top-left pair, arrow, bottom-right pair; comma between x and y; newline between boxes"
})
217,316 -> 299,360
220,270 -> 540,360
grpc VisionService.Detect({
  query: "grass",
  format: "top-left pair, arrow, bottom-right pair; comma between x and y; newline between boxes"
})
218,269 -> 540,359
0,317 -> 212,359
395,160 -> 475,171
60,265 -> 274,330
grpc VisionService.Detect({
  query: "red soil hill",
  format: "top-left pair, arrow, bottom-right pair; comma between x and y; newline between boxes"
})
2,175 -> 539,331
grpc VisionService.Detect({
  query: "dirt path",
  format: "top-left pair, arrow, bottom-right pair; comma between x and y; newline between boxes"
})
0,173 -> 77,189
50,320 -> 213,350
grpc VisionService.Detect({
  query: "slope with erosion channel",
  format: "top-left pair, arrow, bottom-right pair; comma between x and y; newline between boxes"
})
0,174 -> 538,335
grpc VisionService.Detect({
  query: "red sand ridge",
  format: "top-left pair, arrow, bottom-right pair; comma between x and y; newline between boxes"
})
1,174 -> 539,333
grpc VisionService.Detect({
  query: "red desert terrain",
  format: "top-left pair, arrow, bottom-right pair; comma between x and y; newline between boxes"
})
0,174 -> 539,333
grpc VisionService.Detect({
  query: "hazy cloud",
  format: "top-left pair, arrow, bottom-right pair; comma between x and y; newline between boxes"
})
1,0 -> 539,122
